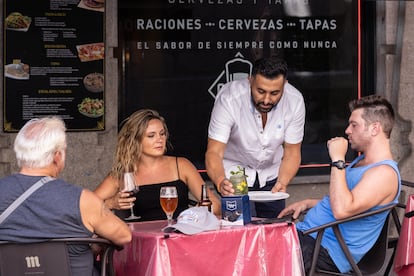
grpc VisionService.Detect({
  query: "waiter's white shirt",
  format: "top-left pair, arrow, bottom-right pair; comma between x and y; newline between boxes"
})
208,78 -> 305,188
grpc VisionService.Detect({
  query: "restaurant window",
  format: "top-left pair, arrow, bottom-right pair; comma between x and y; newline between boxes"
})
116,0 -> 374,176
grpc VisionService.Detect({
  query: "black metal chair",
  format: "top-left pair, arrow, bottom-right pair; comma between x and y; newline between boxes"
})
303,203 -> 400,276
0,237 -> 121,276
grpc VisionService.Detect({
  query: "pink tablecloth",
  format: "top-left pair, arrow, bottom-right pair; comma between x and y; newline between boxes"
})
114,220 -> 305,276
395,194 -> 414,276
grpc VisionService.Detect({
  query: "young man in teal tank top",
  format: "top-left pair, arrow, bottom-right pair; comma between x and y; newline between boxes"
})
278,95 -> 401,274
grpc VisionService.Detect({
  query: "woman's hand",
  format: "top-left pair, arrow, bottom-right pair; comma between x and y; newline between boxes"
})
105,191 -> 136,210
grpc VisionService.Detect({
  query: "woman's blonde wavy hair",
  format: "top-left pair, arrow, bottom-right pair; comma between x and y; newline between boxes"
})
110,109 -> 170,182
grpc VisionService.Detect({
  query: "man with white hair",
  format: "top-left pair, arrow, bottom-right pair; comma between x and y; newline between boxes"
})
0,117 -> 131,275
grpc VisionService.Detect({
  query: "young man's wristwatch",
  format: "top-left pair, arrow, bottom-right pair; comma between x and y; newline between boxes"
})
331,160 -> 346,170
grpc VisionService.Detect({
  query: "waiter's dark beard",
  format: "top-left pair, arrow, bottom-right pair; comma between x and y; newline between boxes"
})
255,102 -> 275,113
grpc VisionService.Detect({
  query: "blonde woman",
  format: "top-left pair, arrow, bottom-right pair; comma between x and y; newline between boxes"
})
94,109 -> 221,220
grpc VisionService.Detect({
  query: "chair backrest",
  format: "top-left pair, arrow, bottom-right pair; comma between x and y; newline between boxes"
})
357,215 -> 389,274
0,241 -> 71,276
306,204 -> 397,276
0,237 -> 120,276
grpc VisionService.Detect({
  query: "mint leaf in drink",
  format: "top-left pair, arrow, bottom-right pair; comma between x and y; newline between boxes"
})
230,166 -> 248,178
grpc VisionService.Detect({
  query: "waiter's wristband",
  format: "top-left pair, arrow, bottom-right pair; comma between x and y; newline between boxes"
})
215,176 -> 226,187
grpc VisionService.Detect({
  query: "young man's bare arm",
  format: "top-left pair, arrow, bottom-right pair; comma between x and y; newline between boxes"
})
278,199 -> 319,219
330,165 -> 398,219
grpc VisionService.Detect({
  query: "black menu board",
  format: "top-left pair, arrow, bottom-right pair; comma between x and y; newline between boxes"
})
3,0 -> 105,132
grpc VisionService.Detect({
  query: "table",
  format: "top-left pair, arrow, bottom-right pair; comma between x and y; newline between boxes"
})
394,194 -> 414,276
113,220 -> 305,276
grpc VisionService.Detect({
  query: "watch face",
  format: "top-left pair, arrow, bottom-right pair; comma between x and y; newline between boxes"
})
332,160 -> 346,169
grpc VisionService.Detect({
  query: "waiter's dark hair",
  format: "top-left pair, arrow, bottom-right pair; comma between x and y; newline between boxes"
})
252,56 -> 288,79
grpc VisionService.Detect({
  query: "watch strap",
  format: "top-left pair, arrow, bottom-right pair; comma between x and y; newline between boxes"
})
331,160 -> 346,170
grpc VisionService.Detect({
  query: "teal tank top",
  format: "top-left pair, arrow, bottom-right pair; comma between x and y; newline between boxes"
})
296,155 -> 401,273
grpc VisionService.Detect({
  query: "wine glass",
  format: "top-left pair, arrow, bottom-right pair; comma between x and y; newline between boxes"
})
160,186 -> 178,226
122,172 -> 141,221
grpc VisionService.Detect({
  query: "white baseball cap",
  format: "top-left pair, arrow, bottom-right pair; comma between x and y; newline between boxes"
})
162,206 -> 220,235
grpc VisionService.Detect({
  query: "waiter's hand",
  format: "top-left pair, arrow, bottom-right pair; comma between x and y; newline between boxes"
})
219,178 -> 235,196
271,181 -> 286,193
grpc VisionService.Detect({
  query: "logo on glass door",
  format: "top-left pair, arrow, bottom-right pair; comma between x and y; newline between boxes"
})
208,52 -> 253,99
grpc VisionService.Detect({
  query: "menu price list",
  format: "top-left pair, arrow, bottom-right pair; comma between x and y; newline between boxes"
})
3,0 -> 105,132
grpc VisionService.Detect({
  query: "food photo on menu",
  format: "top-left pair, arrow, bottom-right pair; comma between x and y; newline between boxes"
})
78,0 -> 105,12
5,12 -> 32,32
83,72 -> 104,93
78,98 -> 104,118
76,42 -> 104,62
5,60 -> 30,80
